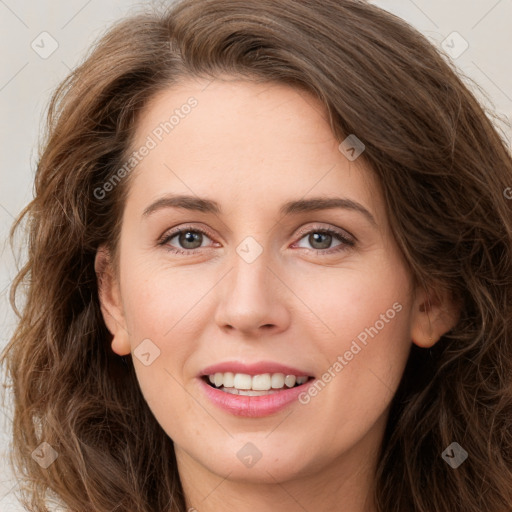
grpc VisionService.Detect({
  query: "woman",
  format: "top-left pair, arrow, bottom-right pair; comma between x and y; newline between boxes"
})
2,0 -> 512,511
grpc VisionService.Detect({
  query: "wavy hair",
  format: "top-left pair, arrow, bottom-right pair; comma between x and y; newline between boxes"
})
2,0 -> 512,511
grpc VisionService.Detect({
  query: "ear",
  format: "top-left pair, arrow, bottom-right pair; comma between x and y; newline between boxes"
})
94,246 -> 131,356
410,282 -> 461,348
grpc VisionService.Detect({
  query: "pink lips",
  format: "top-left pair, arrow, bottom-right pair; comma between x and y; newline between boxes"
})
198,361 -> 315,418
199,361 -> 312,377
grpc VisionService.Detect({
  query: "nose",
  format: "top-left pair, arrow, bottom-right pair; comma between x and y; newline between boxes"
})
214,251 -> 291,337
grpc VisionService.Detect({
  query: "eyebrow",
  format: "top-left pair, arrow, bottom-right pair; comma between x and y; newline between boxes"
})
142,194 -> 377,227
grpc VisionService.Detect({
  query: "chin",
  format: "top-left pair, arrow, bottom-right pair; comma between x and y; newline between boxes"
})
179,433 -> 321,484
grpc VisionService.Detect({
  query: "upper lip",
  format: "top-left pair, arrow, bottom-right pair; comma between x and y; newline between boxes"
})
199,361 -> 314,377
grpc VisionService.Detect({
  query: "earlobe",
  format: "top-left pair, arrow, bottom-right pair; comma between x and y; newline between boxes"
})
111,332 -> 132,357
410,284 -> 461,348
94,246 -> 131,356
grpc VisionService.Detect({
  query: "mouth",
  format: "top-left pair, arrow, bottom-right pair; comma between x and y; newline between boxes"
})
198,362 -> 317,416
201,372 -> 315,396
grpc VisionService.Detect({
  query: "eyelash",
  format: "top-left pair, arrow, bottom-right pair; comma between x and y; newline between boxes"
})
157,224 -> 356,256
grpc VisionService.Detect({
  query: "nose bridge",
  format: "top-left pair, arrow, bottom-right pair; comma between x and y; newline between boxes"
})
232,240 -> 270,296
230,238 -> 274,309
214,235 -> 289,334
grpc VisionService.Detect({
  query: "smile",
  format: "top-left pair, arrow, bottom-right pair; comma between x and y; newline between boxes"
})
198,363 -> 316,417
204,372 -> 312,396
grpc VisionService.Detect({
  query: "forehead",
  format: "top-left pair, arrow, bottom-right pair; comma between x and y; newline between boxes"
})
125,77 -> 382,223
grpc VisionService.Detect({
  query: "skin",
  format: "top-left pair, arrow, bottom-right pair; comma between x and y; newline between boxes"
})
95,76 -> 459,512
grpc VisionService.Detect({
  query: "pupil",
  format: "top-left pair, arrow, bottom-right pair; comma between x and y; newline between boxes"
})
181,231 -> 202,249
310,232 -> 331,250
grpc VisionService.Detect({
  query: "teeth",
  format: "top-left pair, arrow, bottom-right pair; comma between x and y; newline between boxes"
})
271,373 -> 285,389
252,373 -> 271,391
233,373 -> 252,390
222,388 -> 275,396
223,372 -> 234,387
214,373 -> 223,387
284,375 -> 296,388
206,372 -> 310,391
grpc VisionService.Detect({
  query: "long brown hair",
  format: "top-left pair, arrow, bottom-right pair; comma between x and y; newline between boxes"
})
2,1 -> 512,511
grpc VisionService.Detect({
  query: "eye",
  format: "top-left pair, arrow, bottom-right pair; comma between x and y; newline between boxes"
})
157,224 -> 356,256
158,225 -> 215,255
292,225 -> 355,255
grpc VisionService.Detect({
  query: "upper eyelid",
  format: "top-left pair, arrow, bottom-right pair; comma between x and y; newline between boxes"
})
294,223 -> 355,242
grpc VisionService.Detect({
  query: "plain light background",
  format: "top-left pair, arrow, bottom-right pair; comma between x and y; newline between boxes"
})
1,0 -> 511,509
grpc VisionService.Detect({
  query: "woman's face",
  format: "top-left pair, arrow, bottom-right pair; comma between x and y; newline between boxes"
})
97,77 -> 434,486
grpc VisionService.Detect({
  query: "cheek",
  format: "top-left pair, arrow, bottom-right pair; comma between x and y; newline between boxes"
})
121,256 -> 210,339
298,320 -> 411,466
298,262 -> 412,421
292,255 -> 410,344
116,259 -> 205,408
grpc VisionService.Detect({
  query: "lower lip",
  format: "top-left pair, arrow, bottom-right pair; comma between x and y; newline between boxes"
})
198,377 -> 315,417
